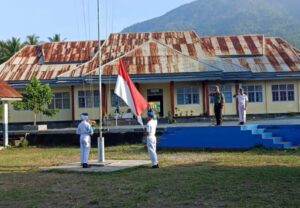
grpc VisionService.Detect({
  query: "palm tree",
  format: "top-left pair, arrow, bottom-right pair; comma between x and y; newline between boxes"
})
48,34 -> 66,42
24,34 -> 40,45
0,40 -> 5,64
0,37 -> 24,64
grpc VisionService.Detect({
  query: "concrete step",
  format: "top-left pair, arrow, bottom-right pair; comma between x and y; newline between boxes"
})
252,128 -> 265,135
275,141 -> 292,149
262,132 -> 273,139
240,125 -> 258,131
263,137 -> 282,144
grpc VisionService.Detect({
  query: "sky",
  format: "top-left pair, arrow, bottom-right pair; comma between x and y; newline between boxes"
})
0,0 -> 193,42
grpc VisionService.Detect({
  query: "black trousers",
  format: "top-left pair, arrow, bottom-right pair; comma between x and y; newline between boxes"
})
214,104 -> 223,125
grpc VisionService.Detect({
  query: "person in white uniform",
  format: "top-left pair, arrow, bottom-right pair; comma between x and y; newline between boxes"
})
145,111 -> 159,168
76,113 -> 94,168
233,88 -> 248,125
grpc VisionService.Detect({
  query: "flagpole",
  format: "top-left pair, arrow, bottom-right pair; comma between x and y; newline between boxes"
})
97,0 -> 105,162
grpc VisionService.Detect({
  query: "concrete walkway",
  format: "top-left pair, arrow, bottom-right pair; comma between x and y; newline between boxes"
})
4,116 -> 300,135
40,160 -> 152,173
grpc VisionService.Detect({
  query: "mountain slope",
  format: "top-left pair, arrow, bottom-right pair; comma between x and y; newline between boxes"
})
122,0 -> 300,48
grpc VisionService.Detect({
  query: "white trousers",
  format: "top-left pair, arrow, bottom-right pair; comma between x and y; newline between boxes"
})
80,135 -> 91,164
147,136 -> 158,166
238,104 -> 246,123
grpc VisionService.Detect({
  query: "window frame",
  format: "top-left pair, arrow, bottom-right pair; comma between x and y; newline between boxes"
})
272,84 -> 294,102
242,85 -> 263,103
176,86 -> 200,105
78,90 -> 100,108
48,92 -> 71,110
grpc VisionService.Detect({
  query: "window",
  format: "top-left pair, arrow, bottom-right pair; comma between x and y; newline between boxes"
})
209,85 -> 232,103
111,90 -> 126,107
242,85 -> 263,103
48,92 -> 70,109
272,84 -> 294,102
78,90 -> 99,108
176,87 -> 199,105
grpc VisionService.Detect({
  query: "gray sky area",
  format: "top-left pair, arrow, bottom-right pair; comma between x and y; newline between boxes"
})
0,0 -> 193,41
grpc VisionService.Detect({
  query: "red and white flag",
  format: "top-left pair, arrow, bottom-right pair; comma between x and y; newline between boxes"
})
114,59 -> 148,125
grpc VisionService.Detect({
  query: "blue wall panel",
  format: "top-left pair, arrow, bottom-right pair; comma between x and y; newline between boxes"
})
158,126 -> 263,149
158,125 -> 300,149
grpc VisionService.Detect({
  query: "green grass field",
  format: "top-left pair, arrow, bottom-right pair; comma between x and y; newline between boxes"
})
0,145 -> 299,207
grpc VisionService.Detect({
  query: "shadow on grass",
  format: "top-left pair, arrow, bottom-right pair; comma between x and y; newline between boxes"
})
0,161 -> 299,207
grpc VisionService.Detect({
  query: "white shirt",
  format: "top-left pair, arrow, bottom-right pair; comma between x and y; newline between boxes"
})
237,94 -> 248,106
146,119 -> 157,137
76,120 -> 94,136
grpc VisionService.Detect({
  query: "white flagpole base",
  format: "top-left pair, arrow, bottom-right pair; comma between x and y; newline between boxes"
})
98,137 -> 105,162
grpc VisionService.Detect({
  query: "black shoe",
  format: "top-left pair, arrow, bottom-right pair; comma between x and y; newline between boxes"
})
151,164 -> 159,169
82,163 -> 90,168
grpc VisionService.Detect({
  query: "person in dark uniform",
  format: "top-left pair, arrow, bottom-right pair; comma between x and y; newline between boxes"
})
209,86 -> 225,126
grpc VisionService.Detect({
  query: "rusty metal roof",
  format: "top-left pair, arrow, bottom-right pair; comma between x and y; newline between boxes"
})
0,81 -> 22,99
220,37 -> 300,72
101,31 -> 200,64
0,41 -> 98,81
195,35 -> 300,72
294,47 -> 300,57
60,31 -> 250,77
42,41 -> 98,63
197,35 -> 264,57
1,31 -> 300,82
61,40 -> 222,77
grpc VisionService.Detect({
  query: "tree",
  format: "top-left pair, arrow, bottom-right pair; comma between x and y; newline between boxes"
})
0,40 -> 5,64
48,34 -> 66,42
0,37 -> 24,64
24,34 -> 40,45
13,76 -> 58,126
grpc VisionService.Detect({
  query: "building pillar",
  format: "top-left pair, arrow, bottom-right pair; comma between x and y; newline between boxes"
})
102,84 -> 107,116
202,82 -> 210,116
71,85 -> 75,122
235,82 -> 240,115
170,81 -> 175,116
264,81 -> 269,114
3,101 -> 9,147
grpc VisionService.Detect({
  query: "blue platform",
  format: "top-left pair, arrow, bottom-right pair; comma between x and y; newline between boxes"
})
157,125 -> 300,149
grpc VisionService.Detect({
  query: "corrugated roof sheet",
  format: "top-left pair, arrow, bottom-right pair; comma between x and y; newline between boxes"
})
101,31 -> 200,64
1,31 -> 300,82
92,40 -> 220,76
198,35 -> 264,57
196,35 -> 300,72
0,41 -> 98,81
42,41 -> 98,63
294,47 -> 300,57
0,81 -> 22,98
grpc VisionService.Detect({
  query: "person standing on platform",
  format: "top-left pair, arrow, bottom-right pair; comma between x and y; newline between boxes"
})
233,88 -> 248,125
145,111 -> 159,168
76,112 -> 94,168
209,86 -> 225,126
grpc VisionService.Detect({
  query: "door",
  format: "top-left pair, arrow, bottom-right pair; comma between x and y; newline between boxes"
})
147,89 -> 164,117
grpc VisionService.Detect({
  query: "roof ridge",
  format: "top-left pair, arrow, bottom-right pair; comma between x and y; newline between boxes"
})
199,34 -> 264,39
112,30 -> 196,35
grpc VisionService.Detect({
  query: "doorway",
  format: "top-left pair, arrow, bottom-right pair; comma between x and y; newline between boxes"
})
147,89 -> 164,117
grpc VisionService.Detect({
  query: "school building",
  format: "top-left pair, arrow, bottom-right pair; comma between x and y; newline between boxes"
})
1,31 -> 300,124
